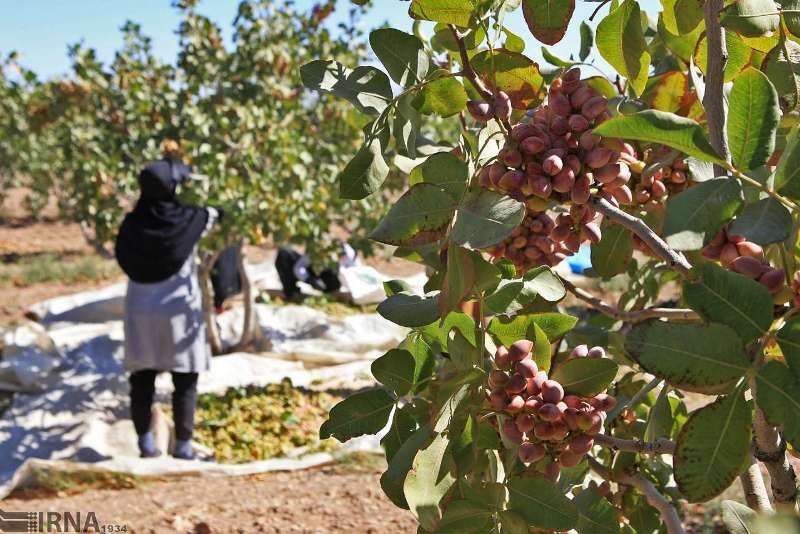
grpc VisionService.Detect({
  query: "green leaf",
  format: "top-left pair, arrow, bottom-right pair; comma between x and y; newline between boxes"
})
541,47 -> 576,68
488,313 -> 577,345
784,0 -> 800,38
320,389 -> 395,441
720,0 -> 780,38
727,68 -> 780,171
592,110 -> 725,165
775,125 -> 800,199
696,31 -> 754,83
591,223 -> 632,278
372,349 -> 417,396
663,177 -> 743,251
625,321 -> 750,394
521,0 -> 575,45
395,92 -> 421,159
385,279 -> 413,297
382,406 -> 418,462
471,49 -> 545,109
337,120 -> 390,200
762,37 -> 800,111
381,424 -> 433,508
776,316 -> 800,377
507,477 -> 579,531
596,0 -> 651,96
437,500 -> 493,533
447,328 -> 480,370
502,27 -> 526,53
451,189 -> 526,249
409,152 -> 468,201
378,293 -> 440,327
413,76 -> 468,117
644,387 -> 674,442
642,70 -> 689,113
531,323 -> 552,373
431,22 -> 485,51
300,60 -> 392,114
403,332 -> 438,392
497,510 -> 529,534
370,28 -> 429,87
369,183 -> 456,246
409,0 -> 476,26
404,432 -> 457,530
579,21 -> 594,61
442,311 -> 478,347
434,383 -> 472,432
755,360 -> 800,448
721,500 -> 757,534
658,13 -> 704,62
674,390 -> 751,502
484,279 -> 533,315
523,265 -> 566,301
683,262 -> 773,343
661,0 -> 704,35
728,198 -> 791,245
575,490 -> 620,534
441,245 -> 476,314
550,357 -> 619,396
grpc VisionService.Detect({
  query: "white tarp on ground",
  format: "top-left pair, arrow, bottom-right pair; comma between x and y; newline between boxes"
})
25,259 -> 427,325
0,281 -> 409,499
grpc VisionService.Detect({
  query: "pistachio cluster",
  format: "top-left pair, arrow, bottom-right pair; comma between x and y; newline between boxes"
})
486,340 -> 616,482
702,228 -> 785,294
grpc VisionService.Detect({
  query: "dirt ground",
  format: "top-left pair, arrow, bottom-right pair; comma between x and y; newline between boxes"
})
4,463 -> 417,534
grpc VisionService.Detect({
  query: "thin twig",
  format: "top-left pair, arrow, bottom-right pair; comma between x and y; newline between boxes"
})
594,433 -> 676,455
588,457 -> 685,534
589,0 -> 612,20
607,377 -> 662,423
449,25 -> 493,101
729,166 -> 800,213
590,197 -> 693,276
562,279 -> 699,322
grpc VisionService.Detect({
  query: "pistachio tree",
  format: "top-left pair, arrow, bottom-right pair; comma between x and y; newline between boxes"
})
0,0 -> 389,352
307,0 -> 800,531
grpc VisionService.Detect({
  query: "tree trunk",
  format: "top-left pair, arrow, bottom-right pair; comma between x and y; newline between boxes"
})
232,244 -> 267,353
78,221 -> 114,259
199,249 -> 224,355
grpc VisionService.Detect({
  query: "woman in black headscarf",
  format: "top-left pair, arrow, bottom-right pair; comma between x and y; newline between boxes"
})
116,159 -> 220,460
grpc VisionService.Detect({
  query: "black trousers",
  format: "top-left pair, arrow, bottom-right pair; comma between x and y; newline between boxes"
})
275,247 -> 341,299
129,370 -> 198,442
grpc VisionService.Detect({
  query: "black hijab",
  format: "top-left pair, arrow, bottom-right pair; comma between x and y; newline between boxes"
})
115,160 -> 209,283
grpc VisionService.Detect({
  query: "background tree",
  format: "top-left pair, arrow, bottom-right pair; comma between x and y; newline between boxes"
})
0,0 -> 395,353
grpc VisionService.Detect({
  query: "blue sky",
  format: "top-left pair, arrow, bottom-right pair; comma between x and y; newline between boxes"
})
0,0 -> 661,79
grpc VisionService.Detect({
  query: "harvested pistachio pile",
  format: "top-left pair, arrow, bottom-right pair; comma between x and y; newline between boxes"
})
192,379 -> 340,464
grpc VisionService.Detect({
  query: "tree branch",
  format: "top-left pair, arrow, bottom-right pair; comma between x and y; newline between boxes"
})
588,457 -> 685,534
739,454 -> 775,513
751,393 -> 799,510
590,197 -> 693,276
562,279 -> 699,322
594,433 -> 676,455
449,25 -> 493,101
703,0 -> 731,176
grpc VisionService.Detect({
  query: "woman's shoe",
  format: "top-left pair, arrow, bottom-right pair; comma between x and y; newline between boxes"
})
140,448 -> 163,458
138,432 -> 162,458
